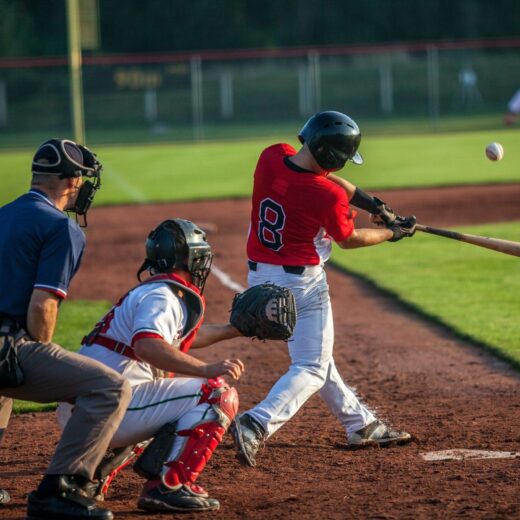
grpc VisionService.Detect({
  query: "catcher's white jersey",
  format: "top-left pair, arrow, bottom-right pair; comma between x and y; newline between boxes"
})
79,282 -> 187,386
57,275 -> 215,457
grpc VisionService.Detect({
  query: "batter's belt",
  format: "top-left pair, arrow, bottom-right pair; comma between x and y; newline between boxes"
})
248,260 -> 305,275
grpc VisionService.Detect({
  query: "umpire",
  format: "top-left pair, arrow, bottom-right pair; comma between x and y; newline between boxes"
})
0,139 -> 131,519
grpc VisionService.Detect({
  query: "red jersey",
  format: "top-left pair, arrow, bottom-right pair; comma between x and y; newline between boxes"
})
247,144 -> 355,266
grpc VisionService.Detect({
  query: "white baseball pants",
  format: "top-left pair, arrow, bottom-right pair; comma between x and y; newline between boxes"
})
58,377 -> 216,465
247,263 -> 375,437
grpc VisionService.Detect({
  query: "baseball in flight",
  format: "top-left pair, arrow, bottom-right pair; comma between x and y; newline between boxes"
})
485,142 -> 504,161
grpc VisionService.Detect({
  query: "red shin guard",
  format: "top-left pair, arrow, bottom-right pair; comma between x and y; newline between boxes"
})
162,378 -> 239,491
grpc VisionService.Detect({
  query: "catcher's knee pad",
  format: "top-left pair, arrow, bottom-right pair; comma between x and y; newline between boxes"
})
198,377 -> 239,429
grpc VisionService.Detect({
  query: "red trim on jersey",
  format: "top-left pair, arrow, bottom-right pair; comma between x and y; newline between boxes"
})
33,285 -> 67,299
247,144 -> 355,265
131,331 -> 164,347
145,272 -> 203,296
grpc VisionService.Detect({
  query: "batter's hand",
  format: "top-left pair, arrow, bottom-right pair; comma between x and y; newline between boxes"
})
370,214 -> 387,227
373,197 -> 397,226
205,359 -> 244,380
389,215 -> 417,242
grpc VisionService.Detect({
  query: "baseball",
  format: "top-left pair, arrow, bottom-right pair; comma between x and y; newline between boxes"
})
485,142 -> 504,161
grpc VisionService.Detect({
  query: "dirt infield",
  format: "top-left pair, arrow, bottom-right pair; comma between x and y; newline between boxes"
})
1,183 -> 520,519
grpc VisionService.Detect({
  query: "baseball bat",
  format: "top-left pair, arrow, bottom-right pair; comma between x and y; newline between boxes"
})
416,224 -> 520,258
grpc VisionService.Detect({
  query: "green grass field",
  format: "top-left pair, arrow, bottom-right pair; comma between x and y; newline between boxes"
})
0,129 -> 519,206
332,221 -> 520,365
0,113 -> 509,149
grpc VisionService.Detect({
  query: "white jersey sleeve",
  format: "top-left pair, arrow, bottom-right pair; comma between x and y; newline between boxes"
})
131,284 -> 187,345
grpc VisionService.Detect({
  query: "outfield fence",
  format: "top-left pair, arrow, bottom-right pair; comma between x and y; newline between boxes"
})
0,38 -> 519,146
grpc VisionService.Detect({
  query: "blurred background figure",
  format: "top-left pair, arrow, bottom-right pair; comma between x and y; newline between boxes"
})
504,88 -> 520,125
457,64 -> 482,108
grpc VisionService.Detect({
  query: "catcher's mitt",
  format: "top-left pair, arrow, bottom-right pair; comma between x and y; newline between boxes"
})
230,283 -> 297,341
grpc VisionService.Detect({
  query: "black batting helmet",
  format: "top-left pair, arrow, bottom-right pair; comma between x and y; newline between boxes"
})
137,219 -> 213,293
298,111 -> 363,170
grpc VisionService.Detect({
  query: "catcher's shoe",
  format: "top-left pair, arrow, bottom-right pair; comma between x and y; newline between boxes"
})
137,481 -> 220,513
0,488 -> 10,505
230,413 -> 266,467
347,420 -> 412,449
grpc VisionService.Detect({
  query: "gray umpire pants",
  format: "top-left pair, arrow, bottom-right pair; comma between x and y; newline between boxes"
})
0,338 -> 131,480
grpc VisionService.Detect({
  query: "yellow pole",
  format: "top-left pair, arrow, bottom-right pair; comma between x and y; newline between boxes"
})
66,0 -> 86,144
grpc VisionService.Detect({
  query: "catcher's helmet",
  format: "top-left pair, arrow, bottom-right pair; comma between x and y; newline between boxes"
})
137,219 -> 213,293
32,138 -> 102,179
298,111 -> 363,170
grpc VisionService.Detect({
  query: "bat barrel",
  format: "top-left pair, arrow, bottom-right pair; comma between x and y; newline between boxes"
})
415,224 -> 520,258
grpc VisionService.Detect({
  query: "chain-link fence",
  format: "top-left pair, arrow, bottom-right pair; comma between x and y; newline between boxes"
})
0,40 -> 519,146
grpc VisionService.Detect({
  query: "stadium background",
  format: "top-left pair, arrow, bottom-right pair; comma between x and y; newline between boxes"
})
0,0 -> 520,144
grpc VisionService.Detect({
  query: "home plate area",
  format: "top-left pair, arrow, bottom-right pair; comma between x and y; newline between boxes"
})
422,449 -> 520,461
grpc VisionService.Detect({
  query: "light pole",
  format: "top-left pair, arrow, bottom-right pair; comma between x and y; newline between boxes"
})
66,0 -> 86,144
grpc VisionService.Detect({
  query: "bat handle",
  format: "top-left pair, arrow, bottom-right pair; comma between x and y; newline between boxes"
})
415,224 -> 463,240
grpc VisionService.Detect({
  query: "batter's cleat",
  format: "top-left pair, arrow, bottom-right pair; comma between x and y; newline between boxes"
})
347,420 -> 412,449
0,488 -> 10,505
230,413 -> 266,467
26,490 -> 113,519
137,482 -> 220,513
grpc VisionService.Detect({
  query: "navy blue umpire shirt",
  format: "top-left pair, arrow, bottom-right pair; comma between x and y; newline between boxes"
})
0,189 -> 86,326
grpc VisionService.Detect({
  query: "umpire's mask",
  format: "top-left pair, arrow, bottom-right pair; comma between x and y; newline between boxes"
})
32,138 -> 102,227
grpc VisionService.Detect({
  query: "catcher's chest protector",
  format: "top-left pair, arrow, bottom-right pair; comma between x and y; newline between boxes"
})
84,273 -> 205,355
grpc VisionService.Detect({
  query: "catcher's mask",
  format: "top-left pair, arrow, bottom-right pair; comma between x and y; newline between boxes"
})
298,111 -> 363,170
32,138 -> 102,227
137,219 -> 213,293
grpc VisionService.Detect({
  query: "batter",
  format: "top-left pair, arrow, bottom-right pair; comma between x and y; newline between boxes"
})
232,111 -> 415,467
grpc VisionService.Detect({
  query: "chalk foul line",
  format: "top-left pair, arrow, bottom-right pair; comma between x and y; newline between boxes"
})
212,267 -> 520,465
211,264 -> 246,293
422,449 -> 520,461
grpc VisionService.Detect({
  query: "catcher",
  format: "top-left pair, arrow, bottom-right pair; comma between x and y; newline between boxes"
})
56,218 -> 294,513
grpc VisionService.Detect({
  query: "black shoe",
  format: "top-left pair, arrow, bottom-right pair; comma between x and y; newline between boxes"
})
138,482 -> 220,513
27,490 -> 113,519
0,488 -> 10,505
230,413 -> 266,467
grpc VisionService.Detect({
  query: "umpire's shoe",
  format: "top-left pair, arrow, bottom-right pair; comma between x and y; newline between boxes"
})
347,420 -> 412,449
27,476 -> 113,519
138,481 -> 220,513
231,413 -> 266,467
0,488 -> 10,505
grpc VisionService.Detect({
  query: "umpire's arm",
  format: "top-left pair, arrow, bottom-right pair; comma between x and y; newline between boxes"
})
26,289 -> 61,343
